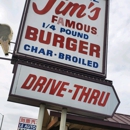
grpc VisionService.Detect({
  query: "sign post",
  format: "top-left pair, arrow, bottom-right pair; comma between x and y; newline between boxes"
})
59,109 -> 67,130
36,104 -> 45,130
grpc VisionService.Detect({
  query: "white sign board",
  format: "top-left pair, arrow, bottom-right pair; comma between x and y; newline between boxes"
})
17,117 -> 37,130
10,64 -> 119,117
15,0 -> 109,77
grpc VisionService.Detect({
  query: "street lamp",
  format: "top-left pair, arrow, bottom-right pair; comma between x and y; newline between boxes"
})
0,113 -> 4,130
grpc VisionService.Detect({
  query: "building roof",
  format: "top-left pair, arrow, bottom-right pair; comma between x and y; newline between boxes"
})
50,111 -> 130,130
105,113 -> 130,125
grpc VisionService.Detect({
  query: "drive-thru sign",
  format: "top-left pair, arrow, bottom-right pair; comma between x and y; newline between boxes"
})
8,63 -> 120,118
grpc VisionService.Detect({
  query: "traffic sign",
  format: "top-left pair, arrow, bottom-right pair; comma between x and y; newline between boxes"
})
9,63 -> 120,118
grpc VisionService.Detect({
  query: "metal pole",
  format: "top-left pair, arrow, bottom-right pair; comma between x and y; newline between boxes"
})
0,57 -> 11,61
36,104 -> 45,130
0,114 -> 4,130
65,125 -> 68,130
10,42 -> 15,44
59,108 -> 67,130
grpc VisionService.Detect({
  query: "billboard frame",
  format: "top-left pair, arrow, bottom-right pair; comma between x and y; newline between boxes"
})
8,61 -> 120,119
12,0 -> 110,78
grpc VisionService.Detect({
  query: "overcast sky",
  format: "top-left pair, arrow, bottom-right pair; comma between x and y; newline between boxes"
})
1,0 -> 130,130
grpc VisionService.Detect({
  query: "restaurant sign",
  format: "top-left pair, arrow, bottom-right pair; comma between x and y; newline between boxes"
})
14,0 -> 109,77
8,63 -> 120,118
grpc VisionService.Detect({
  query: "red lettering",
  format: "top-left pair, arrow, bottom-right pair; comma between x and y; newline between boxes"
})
32,0 -> 56,15
78,87 -> 92,102
52,34 -> 64,48
33,1 -> 101,20
79,41 -> 88,55
25,26 -> 38,41
88,89 -> 100,105
52,16 -> 97,35
51,15 -> 58,23
42,79 -> 53,93
32,1 -> 86,18
21,74 -> 110,108
21,74 -> 37,89
88,2 -> 101,21
20,118 -> 25,123
91,27 -> 97,35
39,30 -> 51,44
55,2 -> 86,18
32,76 -> 47,92
65,19 -> 75,29
56,82 -> 69,97
76,23 -> 83,30
98,92 -> 110,107
31,119 -> 36,125
49,80 -> 62,95
89,43 -> 100,58
72,84 -> 83,100
57,17 -> 64,26
66,37 -> 77,51
26,119 -> 30,124
84,25 -> 90,33
25,25 -> 100,58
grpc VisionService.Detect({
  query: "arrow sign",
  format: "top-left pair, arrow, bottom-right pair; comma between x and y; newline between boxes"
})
9,64 -> 120,118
